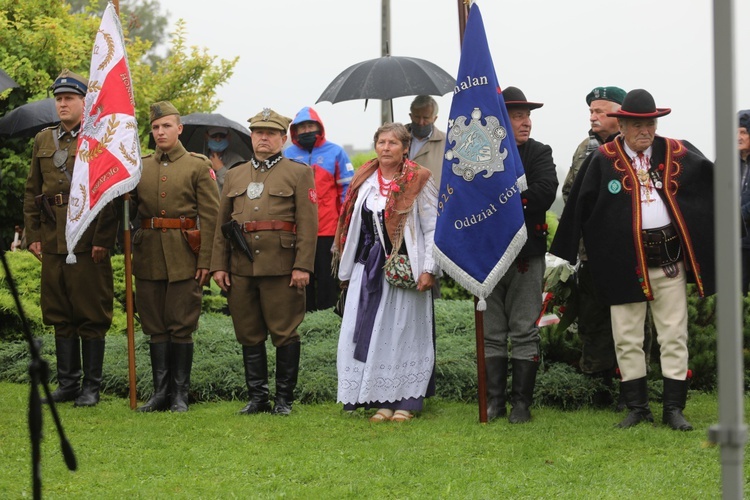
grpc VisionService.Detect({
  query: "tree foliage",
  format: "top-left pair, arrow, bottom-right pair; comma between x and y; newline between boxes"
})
0,0 -> 238,243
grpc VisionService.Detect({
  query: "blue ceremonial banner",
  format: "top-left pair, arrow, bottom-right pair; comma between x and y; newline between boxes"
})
434,3 -> 527,309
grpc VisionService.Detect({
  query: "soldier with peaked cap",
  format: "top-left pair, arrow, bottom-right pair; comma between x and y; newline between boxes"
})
132,101 -> 220,413
551,89 -> 715,431
211,108 -> 318,416
23,69 -> 118,407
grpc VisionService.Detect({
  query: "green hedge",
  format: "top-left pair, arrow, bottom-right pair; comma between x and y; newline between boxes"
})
1,250 -> 748,407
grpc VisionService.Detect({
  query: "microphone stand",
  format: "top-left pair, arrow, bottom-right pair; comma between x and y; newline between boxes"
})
0,245 -> 77,499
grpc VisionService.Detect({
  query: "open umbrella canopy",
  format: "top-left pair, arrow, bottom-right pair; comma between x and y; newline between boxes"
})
0,69 -> 18,94
317,55 -> 456,104
148,112 -> 253,160
0,98 -> 58,138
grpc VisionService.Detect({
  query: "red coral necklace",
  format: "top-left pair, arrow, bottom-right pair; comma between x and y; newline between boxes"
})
377,168 -> 393,197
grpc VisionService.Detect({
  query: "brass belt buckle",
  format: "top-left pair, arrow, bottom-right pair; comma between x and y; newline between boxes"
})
54,193 -> 64,205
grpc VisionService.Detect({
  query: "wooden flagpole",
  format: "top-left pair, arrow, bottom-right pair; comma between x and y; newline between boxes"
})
456,0 -> 488,424
112,0 -> 137,410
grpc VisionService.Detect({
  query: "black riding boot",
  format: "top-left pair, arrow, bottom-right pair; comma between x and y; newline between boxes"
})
239,344 -> 272,415
662,377 -> 693,431
137,342 -> 171,412
74,339 -> 105,407
485,356 -> 508,421
508,359 -> 538,424
271,341 -> 301,416
616,377 -> 654,428
170,343 -> 193,413
43,337 -> 82,403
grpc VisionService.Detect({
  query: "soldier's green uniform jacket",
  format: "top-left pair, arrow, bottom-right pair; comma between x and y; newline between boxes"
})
133,141 -> 220,281
210,155 -> 318,276
23,125 -> 118,253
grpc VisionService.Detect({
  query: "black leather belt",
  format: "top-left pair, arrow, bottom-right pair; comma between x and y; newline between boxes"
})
642,224 -> 681,267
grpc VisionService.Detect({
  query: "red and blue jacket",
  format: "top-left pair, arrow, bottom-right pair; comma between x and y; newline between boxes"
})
285,107 -> 354,237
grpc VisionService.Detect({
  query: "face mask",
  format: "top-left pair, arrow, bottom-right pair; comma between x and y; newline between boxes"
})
411,122 -> 433,139
297,131 -> 318,150
208,138 -> 229,152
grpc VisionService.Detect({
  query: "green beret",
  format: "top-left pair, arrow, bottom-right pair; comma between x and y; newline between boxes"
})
586,86 -> 626,106
248,108 -> 292,132
52,69 -> 88,96
149,101 -> 180,123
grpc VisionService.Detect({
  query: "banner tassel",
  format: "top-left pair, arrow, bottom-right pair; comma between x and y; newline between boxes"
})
66,252 -> 77,265
476,297 -> 487,311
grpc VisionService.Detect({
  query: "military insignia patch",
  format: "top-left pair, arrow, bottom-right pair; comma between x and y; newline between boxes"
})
444,107 -> 509,182
308,188 -> 318,204
209,168 -> 217,181
247,182 -> 264,199
262,108 -> 271,120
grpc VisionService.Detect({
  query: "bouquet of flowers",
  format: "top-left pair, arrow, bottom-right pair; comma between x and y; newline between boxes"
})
542,254 -> 579,333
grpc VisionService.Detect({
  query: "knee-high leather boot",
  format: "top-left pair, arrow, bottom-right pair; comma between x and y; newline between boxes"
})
271,341 -> 301,416
508,359 -> 538,424
485,356 -> 508,421
239,344 -> 272,414
74,339 -> 105,407
43,337 -> 82,403
137,342 -> 171,412
170,343 -> 193,413
616,376 -> 654,428
662,377 -> 693,431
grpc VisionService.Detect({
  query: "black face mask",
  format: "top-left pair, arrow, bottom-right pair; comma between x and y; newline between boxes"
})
411,122 -> 433,139
297,132 -> 318,151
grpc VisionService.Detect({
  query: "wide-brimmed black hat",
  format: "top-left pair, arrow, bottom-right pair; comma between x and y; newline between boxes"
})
502,86 -> 543,110
606,89 -> 670,118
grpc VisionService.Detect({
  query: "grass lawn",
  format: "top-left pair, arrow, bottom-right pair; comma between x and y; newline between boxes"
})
0,382 -> 748,499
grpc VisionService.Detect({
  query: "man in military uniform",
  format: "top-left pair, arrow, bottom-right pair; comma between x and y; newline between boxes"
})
211,108 -> 317,416
23,69 -> 118,407
133,101 -> 220,413
562,86 -> 626,405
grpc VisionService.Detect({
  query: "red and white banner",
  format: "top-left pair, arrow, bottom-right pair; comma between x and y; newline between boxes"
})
66,1 -> 141,263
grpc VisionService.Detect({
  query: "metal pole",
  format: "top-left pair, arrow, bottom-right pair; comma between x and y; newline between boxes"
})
381,0 -> 391,123
707,0 -> 747,497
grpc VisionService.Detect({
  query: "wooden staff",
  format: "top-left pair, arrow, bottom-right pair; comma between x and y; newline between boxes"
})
111,0 -> 137,410
455,0 -> 487,423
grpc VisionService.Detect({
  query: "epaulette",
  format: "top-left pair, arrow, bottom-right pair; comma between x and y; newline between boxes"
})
40,125 -> 57,133
142,152 -> 154,158
189,152 -> 209,161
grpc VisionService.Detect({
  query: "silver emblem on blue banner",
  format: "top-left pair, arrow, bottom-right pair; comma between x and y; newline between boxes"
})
444,108 -> 508,182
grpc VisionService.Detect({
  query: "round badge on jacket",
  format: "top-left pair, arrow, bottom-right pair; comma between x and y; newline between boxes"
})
247,182 -> 264,199
608,179 -> 622,194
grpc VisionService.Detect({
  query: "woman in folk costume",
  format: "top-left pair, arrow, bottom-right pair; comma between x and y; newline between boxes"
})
333,122 -> 439,422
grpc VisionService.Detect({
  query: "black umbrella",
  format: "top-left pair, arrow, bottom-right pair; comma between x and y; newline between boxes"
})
148,112 -> 252,160
0,69 -> 19,93
0,98 -> 58,138
316,55 -> 455,104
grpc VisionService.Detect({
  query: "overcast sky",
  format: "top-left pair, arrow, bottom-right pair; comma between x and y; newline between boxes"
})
156,0 -> 749,186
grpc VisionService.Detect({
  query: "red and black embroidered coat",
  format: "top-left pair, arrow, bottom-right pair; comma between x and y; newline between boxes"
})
550,135 -> 715,306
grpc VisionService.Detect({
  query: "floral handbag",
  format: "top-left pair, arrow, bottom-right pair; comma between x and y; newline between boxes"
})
384,253 -> 417,289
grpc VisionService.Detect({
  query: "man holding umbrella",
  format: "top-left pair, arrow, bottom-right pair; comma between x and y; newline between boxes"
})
205,126 -> 245,193
23,69 -> 118,407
